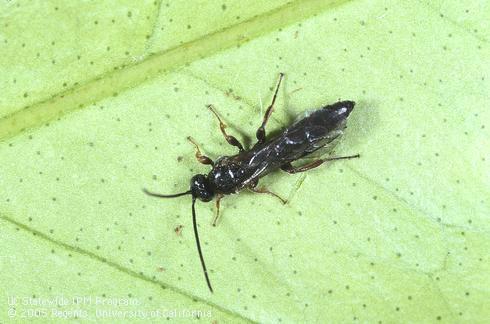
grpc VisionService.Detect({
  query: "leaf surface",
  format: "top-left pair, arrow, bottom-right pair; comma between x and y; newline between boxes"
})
0,0 -> 488,323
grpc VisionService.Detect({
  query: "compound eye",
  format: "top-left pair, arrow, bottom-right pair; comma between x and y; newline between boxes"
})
190,174 -> 214,202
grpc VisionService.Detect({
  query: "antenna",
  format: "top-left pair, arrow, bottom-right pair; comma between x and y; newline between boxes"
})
143,188 -> 213,292
192,197 -> 213,292
143,188 -> 191,198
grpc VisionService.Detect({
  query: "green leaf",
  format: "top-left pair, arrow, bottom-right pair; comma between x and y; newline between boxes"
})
1,0 -> 488,323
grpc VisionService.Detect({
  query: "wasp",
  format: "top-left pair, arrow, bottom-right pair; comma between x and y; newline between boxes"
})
144,73 -> 359,292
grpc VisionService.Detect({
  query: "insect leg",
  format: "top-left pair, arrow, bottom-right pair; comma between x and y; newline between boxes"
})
248,186 -> 287,205
211,194 -> 223,227
207,105 -> 245,152
281,154 -> 360,174
187,136 -> 214,166
255,73 -> 284,144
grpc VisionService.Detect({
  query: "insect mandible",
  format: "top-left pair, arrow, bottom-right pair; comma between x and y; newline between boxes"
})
144,73 -> 360,292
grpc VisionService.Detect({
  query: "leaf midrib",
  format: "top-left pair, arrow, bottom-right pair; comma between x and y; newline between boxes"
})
0,0 -> 357,321
2,0 -> 484,320
0,0 -> 352,143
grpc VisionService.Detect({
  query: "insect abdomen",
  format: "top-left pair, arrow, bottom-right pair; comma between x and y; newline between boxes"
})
275,101 -> 355,160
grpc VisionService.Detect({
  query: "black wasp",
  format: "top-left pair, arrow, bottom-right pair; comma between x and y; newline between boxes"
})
144,73 -> 359,292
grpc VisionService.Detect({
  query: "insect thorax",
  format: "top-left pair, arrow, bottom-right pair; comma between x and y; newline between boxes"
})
208,157 -> 247,194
